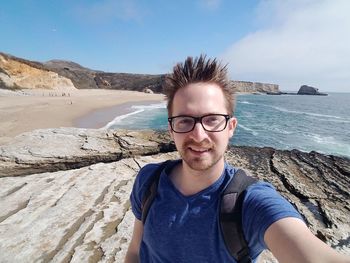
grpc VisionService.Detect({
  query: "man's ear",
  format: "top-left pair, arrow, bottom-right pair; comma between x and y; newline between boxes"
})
228,117 -> 237,138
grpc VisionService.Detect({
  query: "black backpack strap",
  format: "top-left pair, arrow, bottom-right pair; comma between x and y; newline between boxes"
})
141,160 -> 171,224
220,169 -> 258,263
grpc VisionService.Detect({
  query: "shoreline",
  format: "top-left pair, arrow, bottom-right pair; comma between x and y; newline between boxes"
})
74,100 -> 164,129
0,89 -> 164,145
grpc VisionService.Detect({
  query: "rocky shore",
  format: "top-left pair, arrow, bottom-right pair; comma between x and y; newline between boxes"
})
0,128 -> 349,262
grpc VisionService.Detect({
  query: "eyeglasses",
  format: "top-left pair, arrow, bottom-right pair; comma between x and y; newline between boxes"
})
168,114 -> 231,133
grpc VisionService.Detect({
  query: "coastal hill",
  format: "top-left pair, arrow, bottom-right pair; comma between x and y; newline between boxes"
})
0,52 -> 279,94
0,53 -> 76,91
0,128 -> 349,262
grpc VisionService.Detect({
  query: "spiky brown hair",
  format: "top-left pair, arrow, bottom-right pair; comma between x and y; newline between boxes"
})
163,54 -> 235,116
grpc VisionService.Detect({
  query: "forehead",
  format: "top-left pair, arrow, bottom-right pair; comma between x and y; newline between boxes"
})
172,82 -> 227,116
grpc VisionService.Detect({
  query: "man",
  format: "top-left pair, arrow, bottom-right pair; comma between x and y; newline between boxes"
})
125,55 -> 349,262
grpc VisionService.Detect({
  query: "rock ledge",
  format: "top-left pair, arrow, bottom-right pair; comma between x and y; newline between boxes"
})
0,128 -> 349,262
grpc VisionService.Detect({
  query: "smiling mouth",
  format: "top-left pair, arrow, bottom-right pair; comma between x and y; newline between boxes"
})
188,147 -> 211,153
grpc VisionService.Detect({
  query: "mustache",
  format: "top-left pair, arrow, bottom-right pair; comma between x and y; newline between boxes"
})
183,139 -> 213,148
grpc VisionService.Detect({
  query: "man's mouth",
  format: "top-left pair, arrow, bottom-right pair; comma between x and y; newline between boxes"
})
188,146 -> 211,153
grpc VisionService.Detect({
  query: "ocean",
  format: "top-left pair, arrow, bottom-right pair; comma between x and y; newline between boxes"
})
105,93 -> 350,158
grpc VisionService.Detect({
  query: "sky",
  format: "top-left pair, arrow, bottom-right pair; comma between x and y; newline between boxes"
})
1,0 -> 349,92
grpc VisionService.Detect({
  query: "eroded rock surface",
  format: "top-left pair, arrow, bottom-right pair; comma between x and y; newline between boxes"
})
0,128 -> 175,177
226,147 -> 350,254
0,153 -> 177,262
0,128 -> 349,262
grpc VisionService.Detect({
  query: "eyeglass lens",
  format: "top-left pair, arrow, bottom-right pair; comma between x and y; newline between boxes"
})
171,114 -> 228,133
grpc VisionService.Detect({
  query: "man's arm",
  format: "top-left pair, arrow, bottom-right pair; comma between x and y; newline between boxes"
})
124,217 -> 144,263
264,217 -> 350,263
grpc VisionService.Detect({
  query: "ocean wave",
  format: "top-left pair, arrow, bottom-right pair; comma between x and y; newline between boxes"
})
306,133 -> 350,156
241,101 -> 347,120
237,124 -> 258,136
102,109 -> 144,129
269,127 -> 293,135
131,102 -> 166,110
309,134 -> 335,143
102,102 -> 166,129
238,101 -> 255,105
272,106 -> 345,120
316,118 -> 350,123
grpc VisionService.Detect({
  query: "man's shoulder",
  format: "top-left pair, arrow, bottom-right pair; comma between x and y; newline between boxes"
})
222,164 -> 280,206
130,161 -> 172,219
245,181 -> 276,195
223,163 -> 262,187
138,162 -> 163,176
223,162 -> 236,173
243,180 -> 301,221
135,162 -> 164,188
136,159 -> 180,185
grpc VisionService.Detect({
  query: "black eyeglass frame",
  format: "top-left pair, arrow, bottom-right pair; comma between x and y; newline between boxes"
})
168,114 -> 232,133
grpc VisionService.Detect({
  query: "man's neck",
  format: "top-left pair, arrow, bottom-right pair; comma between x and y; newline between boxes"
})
170,159 -> 225,196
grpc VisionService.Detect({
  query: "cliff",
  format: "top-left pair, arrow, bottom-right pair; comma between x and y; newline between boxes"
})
0,128 -> 349,262
231,80 -> 279,94
45,60 -> 166,92
0,53 -> 76,91
0,52 -> 280,94
44,60 -> 101,90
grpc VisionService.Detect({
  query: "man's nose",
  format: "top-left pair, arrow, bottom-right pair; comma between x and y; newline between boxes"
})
189,122 -> 208,142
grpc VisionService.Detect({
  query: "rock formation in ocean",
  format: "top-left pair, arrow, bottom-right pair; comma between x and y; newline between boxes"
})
0,127 -> 349,262
0,52 -> 280,94
298,85 -> 328,95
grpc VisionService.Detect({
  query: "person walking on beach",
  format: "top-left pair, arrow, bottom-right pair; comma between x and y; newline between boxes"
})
124,55 -> 349,263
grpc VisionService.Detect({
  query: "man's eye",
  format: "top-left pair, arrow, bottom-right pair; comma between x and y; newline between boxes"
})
178,118 -> 193,124
205,116 -> 220,124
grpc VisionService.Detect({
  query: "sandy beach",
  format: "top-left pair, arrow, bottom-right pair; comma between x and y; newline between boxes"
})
0,89 -> 164,145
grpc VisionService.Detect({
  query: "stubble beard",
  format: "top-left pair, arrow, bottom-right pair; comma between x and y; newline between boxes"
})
179,140 -> 223,171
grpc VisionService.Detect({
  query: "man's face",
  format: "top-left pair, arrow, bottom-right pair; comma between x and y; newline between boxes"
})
169,82 -> 237,171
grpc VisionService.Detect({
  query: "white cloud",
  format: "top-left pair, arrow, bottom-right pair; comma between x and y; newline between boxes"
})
222,0 -> 350,92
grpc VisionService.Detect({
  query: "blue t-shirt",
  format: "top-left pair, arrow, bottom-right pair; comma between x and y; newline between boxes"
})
130,160 -> 302,262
